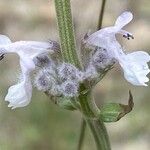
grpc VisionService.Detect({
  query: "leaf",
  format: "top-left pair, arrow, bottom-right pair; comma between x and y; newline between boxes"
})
57,97 -> 77,111
45,91 -> 77,111
99,91 -> 134,122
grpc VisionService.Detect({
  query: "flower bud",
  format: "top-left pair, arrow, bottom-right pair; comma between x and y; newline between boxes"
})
57,63 -> 83,81
91,47 -> 115,70
48,40 -> 60,53
60,80 -> 79,97
34,69 -> 56,91
34,54 -> 52,68
84,64 -> 98,80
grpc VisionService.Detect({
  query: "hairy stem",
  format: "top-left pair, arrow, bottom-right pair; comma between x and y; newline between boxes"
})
97,0 -> 107,30
86,119 -> 111,150
77,119 -> 86,150
54,0 -> 80,68
79,89 -> 111,150
78,85 -> 110,150
79,85 -> 99,118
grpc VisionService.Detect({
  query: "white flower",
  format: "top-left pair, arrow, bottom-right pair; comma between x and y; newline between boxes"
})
5,60 -> 32,109
87,11 -> 150,86
0,34 -> 55,108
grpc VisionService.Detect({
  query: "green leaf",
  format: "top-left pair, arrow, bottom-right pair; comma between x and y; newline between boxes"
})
99,91 -> 134,122
45,91 -> 78,111
57,97 -> 77,111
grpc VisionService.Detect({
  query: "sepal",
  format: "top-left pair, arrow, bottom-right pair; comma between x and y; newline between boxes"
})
45,91 -> 79,111
57,97 -> 78,111
99,91 -> 134,122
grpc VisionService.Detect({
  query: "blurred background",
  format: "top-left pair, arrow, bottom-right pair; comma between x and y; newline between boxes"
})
0,0 -> 150,149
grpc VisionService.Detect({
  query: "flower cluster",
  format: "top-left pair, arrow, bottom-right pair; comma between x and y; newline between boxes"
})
34,58 -> 81,97
0,11 -> 150,109
33,53 -> 114,99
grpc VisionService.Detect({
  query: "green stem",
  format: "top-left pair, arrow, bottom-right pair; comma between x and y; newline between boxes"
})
79,90 -> 111,150
79,85 -> 98,118
86,119 -> 111,150
78,85 -> 111,150
77,119 -> 86,150
54,0 -> 80,68
97,0 -> 107,30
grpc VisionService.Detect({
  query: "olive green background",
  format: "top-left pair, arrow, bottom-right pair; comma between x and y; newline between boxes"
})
0,0 -> 150,150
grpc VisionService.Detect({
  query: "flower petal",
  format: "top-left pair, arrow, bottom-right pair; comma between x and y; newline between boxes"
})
5,59 -> 34,109
0,34 -> 11,45
115,11 -> 133,29
126,51 -> 150,63
5,79 -> 32,109
87,11 -> 133,48
5,41 -> 55,58
86,27 -> 117,49
20,56 -> 35,73
119,51 -> 150,86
